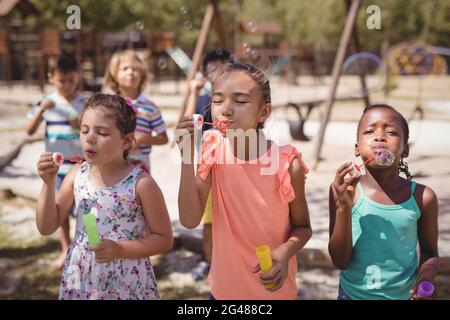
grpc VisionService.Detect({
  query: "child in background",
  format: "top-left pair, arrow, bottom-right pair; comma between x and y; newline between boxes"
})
35,94 -> 173,299
104,50 -> 168,172
329,104 -> 439,300
185,49 -> 234,281
177,63 -> 312,299
27,53 -> 86,269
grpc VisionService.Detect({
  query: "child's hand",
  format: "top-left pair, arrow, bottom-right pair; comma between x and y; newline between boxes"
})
175,115 -> 195,155
37,152 -> 59,183
129,139 -> 140,156
40,99 -> 55,111
332,162 -> 361,210
252,248 -> 289,292
69,116 -> 80,129
90,239 -> 121,263
190,77 -> 205,93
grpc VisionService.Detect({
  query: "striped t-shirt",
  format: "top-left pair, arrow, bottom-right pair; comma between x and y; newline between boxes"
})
127,94 -> 166,170
27,93 -> 86,176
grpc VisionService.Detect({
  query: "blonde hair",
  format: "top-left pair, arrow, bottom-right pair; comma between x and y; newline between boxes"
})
104,50 -> 147,95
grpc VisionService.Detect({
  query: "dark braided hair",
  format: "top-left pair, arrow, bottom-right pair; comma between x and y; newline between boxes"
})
357,104 -> 412,180
80,94 -> 137,159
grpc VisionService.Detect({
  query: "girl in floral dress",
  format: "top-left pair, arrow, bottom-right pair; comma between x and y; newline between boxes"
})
35,94 -> 173,299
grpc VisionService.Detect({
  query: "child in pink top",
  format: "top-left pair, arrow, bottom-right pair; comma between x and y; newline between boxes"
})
176,63 -> 312,299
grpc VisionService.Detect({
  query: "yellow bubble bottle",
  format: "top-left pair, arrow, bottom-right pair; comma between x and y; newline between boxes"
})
256,245 -> 275,289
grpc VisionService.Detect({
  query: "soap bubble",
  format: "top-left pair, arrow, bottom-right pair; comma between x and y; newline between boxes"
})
243,43 -> 252,54
180,6 -> 188,15
373,148 -> 395,166
183,20 -> 192,30
158,58 -> 168,69
247,21 -> 257,32
135,21 -> 144,30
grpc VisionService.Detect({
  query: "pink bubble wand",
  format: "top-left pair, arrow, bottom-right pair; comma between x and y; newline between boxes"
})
193,114 -> 232,132
52,152 -> 84,166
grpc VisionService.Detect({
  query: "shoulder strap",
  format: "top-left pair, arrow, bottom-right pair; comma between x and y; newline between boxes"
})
357,182 -> 365,197
410,181 -> 417,198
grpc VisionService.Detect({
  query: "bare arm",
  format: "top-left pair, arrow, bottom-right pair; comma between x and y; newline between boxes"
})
184,78 -> 204,116
27,100 -> 55,135
176,115 -> 211,228
36,153 -> 78,235
282,158 -> 312,258
134,131 -> 169,146
412,185 -> 439,298
328,162 -> 360,270
27,107 -> 45,135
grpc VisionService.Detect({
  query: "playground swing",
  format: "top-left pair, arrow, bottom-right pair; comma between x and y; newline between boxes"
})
281,0 -> 374,142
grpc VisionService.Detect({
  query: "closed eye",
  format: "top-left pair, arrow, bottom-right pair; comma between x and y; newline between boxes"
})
386,131 -> 398,135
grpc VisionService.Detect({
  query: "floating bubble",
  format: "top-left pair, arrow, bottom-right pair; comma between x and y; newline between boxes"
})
247,21 -> 257,33
183,20 -> 192,30
180,6 -> 188,15
242,43 -> 252,54
135,21 -> 144,31
158,58 -> 168,69
341,52 -> 387,97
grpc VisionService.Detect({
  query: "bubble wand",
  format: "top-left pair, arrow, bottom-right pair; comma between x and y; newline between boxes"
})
193,114 -> 232,133
349,156 -> 373,177
82,213 -> 101,247
52,152 -> 84,166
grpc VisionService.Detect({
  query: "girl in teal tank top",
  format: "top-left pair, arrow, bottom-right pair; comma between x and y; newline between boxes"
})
328,104 -> 439,300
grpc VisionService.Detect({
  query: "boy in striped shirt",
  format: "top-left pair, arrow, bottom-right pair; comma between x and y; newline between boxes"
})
27,54 -> 86,269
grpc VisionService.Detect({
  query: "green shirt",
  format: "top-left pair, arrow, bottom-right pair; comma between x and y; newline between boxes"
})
340,181 -> 420,300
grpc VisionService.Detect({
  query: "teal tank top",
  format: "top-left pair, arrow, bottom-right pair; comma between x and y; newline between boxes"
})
339,181 -> 421,300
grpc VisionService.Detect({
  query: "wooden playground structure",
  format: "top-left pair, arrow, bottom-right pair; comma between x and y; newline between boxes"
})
1,0 -> 448,169
0,0 -> 179,91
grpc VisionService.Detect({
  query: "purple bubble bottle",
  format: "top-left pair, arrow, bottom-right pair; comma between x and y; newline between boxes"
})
417,281 -> 435,298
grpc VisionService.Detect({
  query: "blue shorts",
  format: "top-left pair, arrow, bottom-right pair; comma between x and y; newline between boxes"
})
55,175 -> 76,218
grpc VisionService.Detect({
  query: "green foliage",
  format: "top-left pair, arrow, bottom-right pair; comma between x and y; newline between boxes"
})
24,0 -> 450,53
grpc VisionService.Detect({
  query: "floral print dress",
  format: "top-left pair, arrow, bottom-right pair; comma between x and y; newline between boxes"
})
59,162 -> 159,300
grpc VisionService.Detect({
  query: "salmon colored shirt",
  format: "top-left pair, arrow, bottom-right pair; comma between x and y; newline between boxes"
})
198,130 -> 309,299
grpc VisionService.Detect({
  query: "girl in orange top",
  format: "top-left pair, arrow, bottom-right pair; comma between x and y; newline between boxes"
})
176,63 -> 312,299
